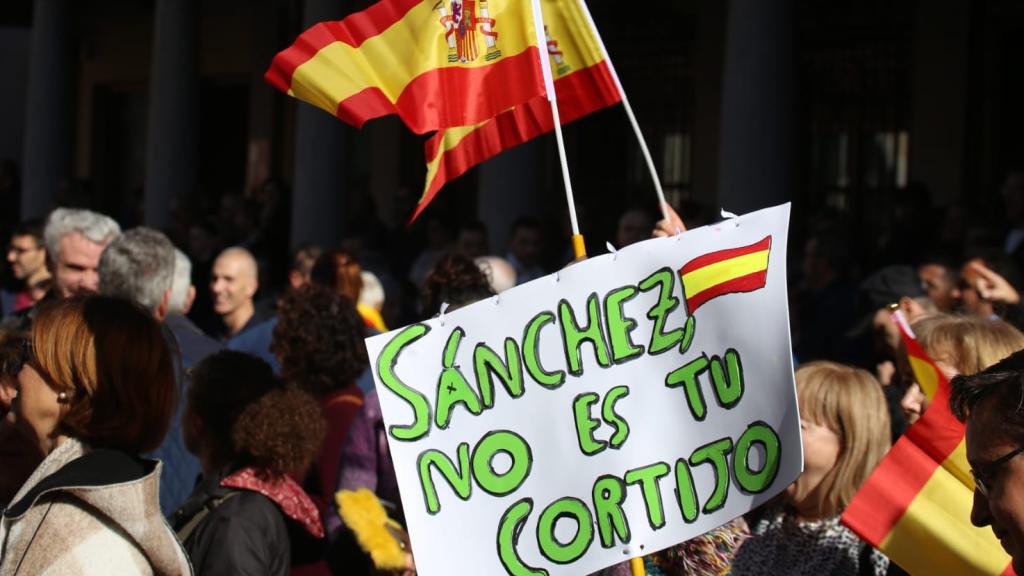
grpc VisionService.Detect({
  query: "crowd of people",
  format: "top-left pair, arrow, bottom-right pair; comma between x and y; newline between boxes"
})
2,178 -> 1024,576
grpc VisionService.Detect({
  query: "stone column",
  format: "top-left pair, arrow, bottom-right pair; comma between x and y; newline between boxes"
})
144,0 -> 199,229
291,0 -> 349,248
717,0 -> 797,213
21,0 -> 73,219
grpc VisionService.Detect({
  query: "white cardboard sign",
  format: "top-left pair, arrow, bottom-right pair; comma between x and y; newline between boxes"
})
365,204 -> 801,576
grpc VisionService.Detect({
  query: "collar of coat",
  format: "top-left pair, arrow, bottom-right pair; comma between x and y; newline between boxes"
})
4,444 -> 155,519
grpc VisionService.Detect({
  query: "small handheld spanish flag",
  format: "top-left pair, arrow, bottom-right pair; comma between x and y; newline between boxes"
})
678,236 -> 772,314
842,309 -> 1014,575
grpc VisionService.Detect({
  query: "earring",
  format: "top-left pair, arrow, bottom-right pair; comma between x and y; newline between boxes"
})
57,391 -> 70,403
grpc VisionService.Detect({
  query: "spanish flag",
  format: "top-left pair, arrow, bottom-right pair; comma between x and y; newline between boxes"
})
891,310 -> 943,400
265,0 -> 547,134
841,311 -> 1014,576
677,236 -> 771,314
412,0 -> 622,221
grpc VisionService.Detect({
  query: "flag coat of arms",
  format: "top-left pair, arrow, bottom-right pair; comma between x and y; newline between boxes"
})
266,0 -> 547,134
841,313 -> 1014,575
412,0 -> 622,221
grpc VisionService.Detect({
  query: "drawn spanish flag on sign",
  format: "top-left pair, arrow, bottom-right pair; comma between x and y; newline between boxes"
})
842,312 -> 1014,576
265,0 -> 547,134
412,0 -> 622,221
677,236 -> 772,314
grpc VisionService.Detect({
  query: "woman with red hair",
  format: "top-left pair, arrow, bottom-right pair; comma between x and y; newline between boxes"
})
0,296 -> 191,574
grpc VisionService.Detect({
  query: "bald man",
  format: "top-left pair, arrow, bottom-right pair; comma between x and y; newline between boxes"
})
210,247 -> 261,340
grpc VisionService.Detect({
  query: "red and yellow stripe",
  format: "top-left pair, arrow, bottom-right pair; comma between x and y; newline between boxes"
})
842,326 -> 1013,575
892,311 -> 943,400
677,236 -> 771,314
266,0 -> 546,134
413,0 -> 622,221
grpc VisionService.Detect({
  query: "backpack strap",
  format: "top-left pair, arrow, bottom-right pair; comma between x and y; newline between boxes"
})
176,491 -> 241,543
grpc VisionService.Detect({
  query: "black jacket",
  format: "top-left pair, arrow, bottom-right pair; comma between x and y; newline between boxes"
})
171,468 -> 291,576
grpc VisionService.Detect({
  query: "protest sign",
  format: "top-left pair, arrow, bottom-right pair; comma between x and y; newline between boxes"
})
365,203 -> 800,576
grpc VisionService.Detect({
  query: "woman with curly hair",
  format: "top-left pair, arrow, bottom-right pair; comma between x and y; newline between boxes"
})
419,253 -> 495,317
271,285 -> 367,530
171,350 -> 326,575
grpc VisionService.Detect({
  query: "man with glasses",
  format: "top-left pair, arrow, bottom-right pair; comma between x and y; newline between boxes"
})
1,219 -> 50,316
952,349 -> 1024,574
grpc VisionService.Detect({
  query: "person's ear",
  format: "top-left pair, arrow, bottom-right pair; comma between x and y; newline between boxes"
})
184,285 -> 196,314
155,289 -> 171,321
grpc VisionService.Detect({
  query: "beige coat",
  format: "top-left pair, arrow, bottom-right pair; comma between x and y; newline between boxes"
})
0,438 -> 192,575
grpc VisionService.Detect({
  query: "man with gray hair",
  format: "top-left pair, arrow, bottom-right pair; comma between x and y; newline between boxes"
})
45,207 -> 121,299
1,208 -> 120,330
98,227 -> 175,318
98,227 -> 221,516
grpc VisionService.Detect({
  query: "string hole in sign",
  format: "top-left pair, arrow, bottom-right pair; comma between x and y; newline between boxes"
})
605,241 -> 618,260
438,301 -> 450,327
640,544 -> 646,551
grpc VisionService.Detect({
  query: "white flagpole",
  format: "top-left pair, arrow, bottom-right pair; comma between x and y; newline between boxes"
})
578,0 -> 669,222
530,0 -> 587,258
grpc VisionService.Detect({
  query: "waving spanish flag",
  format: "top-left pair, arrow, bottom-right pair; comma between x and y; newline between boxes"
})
677,236 -> 772,314
266,0 -> 547,134
841,311 -> 1014,576
412,0 -> 622,221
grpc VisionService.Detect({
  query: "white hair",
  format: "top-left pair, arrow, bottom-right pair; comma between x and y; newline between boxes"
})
44,207 -> 121,259
358,271 -> 385,311
475,256 -> 517,294
168,249 -> 193,315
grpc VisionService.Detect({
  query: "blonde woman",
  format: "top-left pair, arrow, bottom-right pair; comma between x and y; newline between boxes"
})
899,315 -> 1024,424
730,362 -> 891,576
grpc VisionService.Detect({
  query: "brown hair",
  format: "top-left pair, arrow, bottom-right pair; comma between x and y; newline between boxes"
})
913,314 -> 1024,376
187,350 -> 325,478
420,253 -> 494,316
272,284 -> 368,396
311,249 -> 363,302
32,296 -> 175,453
793,361 -> 891,517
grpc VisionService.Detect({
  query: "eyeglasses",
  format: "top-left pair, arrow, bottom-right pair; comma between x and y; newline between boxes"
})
971,446 -> 1024,497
